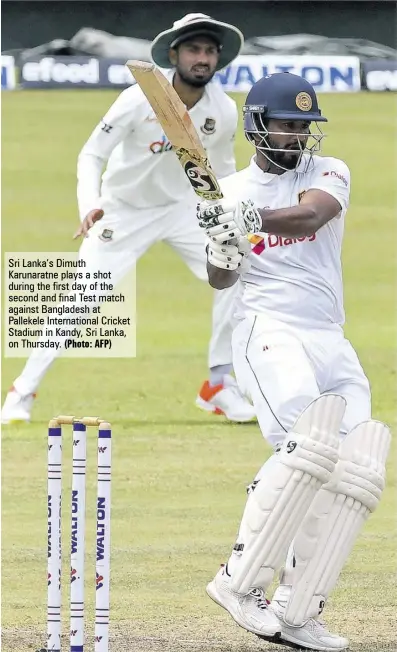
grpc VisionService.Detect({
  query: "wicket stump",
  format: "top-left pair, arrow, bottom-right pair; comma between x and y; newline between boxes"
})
47,416 -> 112,652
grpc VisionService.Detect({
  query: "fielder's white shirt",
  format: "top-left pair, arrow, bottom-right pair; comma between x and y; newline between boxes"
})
77,71 -> 237,218
220,154 -> 351,327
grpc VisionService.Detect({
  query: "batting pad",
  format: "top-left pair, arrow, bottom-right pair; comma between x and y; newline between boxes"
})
276,419 -> 391,626
230,394 -> 345,595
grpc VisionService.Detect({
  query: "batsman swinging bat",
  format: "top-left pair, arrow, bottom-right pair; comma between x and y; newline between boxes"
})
126,60 -> 223,202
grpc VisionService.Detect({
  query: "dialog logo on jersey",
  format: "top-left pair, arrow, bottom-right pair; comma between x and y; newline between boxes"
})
149,135 -> 172,154
323,171 -> 348,187
248,233 -> 316,255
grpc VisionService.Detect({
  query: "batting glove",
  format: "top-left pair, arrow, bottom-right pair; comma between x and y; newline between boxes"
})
198,199 -> 262,243
206,236 -> 251,273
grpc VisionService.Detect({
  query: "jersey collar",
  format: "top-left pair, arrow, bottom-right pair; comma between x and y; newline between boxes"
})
249,156 -> 280,184
250,154 -> 310,182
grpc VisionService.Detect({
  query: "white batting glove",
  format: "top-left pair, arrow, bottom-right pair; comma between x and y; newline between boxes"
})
198,201 -> 241,242
206,239 -> 241,270
198,199 -> 262,243
236,236 -> 252,273
206,236 -> 251,273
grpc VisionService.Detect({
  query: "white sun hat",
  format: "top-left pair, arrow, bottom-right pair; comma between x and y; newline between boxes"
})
150,13 -> 244,71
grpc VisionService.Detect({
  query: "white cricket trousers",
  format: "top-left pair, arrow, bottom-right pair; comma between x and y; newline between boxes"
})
13,196 -> 238,396
232,313 -> 371,447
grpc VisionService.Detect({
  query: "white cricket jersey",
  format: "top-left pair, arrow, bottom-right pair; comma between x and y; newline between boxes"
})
77,71 -> 237,218
220,154 -> 351,327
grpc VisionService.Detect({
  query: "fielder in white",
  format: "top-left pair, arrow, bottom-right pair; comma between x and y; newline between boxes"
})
196,72 -> 391,651
2,13 -> 255,424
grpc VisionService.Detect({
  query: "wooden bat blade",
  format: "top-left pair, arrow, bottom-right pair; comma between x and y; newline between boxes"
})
127,60 -> 205,155
126,59 -> 223,201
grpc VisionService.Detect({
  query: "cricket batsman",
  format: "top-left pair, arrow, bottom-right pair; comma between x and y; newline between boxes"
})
196,72 -> 391,650
2,13 -> 255,424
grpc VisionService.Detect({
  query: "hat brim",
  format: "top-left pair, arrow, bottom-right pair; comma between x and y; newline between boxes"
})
151,18 -> 243,71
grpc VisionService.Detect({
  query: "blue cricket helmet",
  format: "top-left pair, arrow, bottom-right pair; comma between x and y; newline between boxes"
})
243,73 -> 327,171
243,72 -> 327,124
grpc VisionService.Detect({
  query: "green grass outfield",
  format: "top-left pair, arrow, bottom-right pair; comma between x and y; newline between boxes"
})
2,91 -> 396,652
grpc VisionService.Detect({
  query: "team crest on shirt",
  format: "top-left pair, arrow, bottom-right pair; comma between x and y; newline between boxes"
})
99,229 -> 113,242
200,118 -> 216,135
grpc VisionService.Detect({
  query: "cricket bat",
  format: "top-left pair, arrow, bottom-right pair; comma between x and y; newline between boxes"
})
126,60 -> 223,202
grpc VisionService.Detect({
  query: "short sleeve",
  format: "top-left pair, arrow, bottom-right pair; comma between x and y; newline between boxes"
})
309,158 -> 351,216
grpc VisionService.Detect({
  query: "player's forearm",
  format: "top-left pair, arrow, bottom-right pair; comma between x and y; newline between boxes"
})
207,261 -> 239,289
258,205 -> 319,238
77,150 -> 106,221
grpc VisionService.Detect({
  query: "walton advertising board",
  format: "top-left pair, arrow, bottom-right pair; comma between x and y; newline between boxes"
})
19,54 -> 361,92
214,55 -> 361,93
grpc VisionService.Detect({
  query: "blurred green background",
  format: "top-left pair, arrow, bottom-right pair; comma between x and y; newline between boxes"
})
2,91 -> 396,651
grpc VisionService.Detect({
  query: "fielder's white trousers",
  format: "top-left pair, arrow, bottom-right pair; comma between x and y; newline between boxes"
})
232,313 -> 371,447
13,196 -> 238,396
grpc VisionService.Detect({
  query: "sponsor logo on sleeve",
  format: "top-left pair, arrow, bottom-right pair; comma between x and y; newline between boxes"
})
322,171 -> 348,187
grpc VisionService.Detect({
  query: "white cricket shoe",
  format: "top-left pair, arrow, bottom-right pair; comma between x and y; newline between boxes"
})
196,375 -> 256,422
270,600 -> 349,651
206,564 -> 281,638
1,386 -> 35,424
